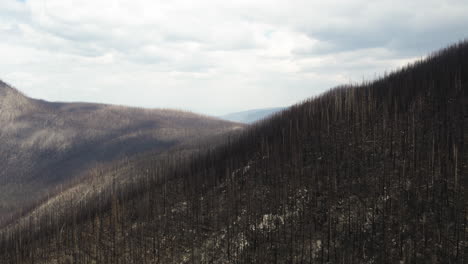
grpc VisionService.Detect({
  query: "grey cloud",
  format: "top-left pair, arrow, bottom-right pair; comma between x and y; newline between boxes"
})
1,0 -> 467,115
287,0 -> 468,57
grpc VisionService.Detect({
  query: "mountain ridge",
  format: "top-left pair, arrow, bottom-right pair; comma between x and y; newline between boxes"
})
0,81 -> 243,224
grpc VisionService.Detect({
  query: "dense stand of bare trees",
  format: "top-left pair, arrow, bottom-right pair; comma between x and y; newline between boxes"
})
0,41 -> 467,263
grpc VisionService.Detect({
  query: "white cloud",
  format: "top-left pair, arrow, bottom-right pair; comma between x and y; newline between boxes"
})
0,0 -> 467,115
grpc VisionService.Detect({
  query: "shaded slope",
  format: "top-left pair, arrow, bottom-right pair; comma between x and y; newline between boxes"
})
0,81 -> 242,223
1,41 -> 467,263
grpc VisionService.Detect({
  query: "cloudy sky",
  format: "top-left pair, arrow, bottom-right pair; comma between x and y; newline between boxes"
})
1,0 -> 467,115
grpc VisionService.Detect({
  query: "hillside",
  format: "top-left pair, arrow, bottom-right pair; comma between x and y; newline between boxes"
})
0,41 -> 467,264
0,81 -> 242,224
220,107 -> 284,124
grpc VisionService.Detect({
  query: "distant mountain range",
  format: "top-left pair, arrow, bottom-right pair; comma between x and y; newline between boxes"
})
220,107 -> 284,123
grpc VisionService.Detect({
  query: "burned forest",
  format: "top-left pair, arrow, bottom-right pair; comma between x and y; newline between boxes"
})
0,41 -> 467,263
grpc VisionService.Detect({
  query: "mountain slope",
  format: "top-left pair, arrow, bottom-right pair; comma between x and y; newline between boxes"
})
0,81 -> 242,223
1,41 -> 467,263
220,107 -> 284,123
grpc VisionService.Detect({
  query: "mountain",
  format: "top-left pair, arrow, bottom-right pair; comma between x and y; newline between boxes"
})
220,107 -> 284,123
0,80 -> 242,223
0,41 -> 467,263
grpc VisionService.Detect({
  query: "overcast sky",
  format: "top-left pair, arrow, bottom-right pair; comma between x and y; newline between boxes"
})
1,0 -> 467,115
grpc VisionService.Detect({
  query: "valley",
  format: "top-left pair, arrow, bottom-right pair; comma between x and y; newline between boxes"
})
0,41 -> 466,263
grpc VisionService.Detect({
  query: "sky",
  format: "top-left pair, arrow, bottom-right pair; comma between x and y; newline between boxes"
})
1,0 -> 467,115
